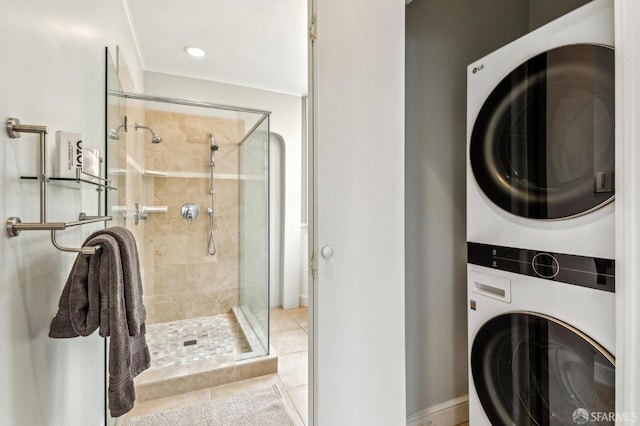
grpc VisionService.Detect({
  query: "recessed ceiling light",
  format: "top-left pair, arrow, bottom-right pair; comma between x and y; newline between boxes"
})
184,46 -> 205,58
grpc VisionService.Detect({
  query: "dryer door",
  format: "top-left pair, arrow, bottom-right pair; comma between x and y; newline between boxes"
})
470,44 -> 615,219
471,312 -> 614,425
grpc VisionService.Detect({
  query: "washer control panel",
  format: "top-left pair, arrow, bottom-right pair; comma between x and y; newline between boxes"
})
531,253 -> 560,279
468,242 -> 615,292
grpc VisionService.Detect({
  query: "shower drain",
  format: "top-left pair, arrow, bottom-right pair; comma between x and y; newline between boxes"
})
183,339 -> 198,346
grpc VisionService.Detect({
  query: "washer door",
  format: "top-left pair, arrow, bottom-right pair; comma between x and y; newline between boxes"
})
471,312 -> 615,425
470,44 -> 614,219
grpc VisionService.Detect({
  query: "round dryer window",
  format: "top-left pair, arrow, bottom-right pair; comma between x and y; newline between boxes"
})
470,44 -> 615,219
471,312 -> 615,426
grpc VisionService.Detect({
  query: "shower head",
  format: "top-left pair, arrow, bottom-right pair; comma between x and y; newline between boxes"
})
134,123 -> 163,144
108,123 -> 126,140
108,129 -> 120,140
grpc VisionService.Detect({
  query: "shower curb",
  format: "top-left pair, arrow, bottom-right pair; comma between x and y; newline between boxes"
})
134,351 -> 278,402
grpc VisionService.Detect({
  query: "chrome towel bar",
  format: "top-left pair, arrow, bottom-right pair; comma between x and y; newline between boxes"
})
51,230 -> 102,255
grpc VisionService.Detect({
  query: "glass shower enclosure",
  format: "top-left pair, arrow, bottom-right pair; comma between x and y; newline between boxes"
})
105,49 -> 271,421
239,115 -> 271,354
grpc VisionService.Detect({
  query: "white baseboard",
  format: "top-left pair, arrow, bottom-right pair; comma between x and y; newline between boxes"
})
299,294 -> 308,307
407,395 -> 469,426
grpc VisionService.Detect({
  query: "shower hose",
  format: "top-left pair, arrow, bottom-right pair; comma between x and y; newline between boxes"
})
208,164 -> 217,255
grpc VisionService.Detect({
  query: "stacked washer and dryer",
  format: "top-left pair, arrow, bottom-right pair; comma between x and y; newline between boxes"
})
466,1 -> 616,424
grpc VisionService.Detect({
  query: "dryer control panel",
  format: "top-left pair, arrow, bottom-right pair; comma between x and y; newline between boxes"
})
467,242 -> 615,292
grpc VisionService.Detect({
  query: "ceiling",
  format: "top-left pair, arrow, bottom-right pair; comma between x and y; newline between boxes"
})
124,0 -> 308,96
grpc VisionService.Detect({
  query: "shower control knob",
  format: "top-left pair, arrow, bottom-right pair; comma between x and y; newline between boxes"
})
321,245 -> 334,259
181,203 -> 200,222
133,203 -> 148,225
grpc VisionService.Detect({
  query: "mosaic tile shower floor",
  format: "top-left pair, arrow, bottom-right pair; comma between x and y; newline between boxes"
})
145,312 -> 251,369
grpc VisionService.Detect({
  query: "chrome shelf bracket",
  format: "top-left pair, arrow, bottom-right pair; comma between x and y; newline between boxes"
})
5,117 -> 112,254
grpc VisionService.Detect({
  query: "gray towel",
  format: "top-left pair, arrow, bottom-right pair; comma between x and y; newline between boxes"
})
49,226 -> 150,417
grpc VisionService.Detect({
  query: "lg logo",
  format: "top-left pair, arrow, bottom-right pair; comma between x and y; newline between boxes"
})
472,64 -> 484,74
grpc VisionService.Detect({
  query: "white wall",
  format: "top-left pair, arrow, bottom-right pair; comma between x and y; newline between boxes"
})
0,1 -> 142,425
405,0 -> 589,418
144,71 -> 303,309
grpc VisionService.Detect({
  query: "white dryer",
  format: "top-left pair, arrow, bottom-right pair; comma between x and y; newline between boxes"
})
467,245 -> 615,425
466,0 -> 615,259
466,1 -> 617,424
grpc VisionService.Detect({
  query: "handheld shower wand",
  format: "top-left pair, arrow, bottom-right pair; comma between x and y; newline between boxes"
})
210,134 -> 219,166
207,133 -> 219,255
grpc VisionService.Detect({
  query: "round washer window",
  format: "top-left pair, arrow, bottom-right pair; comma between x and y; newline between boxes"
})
470,44 -> 615,219
471,312 -> 615,425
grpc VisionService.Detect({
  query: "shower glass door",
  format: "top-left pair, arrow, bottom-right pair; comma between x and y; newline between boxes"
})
238,114 -> 270,356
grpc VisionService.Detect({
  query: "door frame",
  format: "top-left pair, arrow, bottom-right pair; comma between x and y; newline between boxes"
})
614,0 -> 640,418
308,0 -> 317,423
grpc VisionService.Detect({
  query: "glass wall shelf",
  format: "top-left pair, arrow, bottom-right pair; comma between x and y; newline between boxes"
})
20,176 -> 118,191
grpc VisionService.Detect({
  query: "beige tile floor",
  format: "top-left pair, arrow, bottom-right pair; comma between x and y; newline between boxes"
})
270,307 -> 309,424
119,306 -> 309,425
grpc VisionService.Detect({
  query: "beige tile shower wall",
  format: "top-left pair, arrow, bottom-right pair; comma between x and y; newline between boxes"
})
143,109 -> 244,324
144,110 -> 243,175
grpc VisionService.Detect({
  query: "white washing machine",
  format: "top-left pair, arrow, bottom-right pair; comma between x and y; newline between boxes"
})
466,1 -> 616,424
466,0 -> 615,260
467,243 -> 615,425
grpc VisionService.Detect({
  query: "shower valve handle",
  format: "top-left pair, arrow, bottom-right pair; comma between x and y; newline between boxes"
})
133,203 -> 148,225
181,203 -> 200,222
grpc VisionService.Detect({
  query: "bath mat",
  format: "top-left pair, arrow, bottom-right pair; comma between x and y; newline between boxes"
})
122,385 -> 297,426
